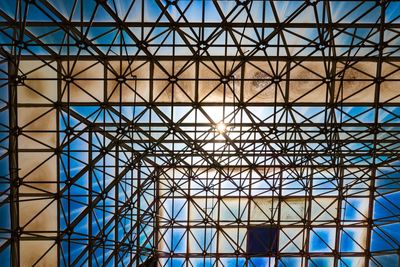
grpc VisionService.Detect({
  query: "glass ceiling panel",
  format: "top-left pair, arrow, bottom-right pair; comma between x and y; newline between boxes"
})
0,1 -> 400,267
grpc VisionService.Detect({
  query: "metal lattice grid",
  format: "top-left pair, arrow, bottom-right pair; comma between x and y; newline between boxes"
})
1,0 -> 400,266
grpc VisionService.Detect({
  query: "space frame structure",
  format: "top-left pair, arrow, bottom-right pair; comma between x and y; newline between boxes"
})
1,0 -> 400,266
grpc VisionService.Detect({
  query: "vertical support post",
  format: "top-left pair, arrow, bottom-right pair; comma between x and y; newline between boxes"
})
115,144 -> 119,267
136,162 -> 141,266
88,126 -> 93,267
56,58 -> 62,266
153,167 -> 160,265
9,59 -> 19,267
365,3 -> 385,266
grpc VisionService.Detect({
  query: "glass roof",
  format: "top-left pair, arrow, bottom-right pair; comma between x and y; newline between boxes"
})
0,1 -> 400,267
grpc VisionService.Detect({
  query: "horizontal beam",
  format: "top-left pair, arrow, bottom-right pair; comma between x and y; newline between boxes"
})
1,22 -> 400,28
11,55 -> 400,61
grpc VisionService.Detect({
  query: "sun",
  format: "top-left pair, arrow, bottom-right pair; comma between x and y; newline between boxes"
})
216,122 -> 227,134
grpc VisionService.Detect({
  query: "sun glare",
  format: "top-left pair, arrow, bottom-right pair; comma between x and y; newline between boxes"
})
216,122 -> 227,133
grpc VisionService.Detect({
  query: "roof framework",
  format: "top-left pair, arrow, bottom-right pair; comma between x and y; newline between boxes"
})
1,0 -> 400,266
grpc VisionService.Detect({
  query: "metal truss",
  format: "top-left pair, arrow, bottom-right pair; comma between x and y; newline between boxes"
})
1,0 -> 400,266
